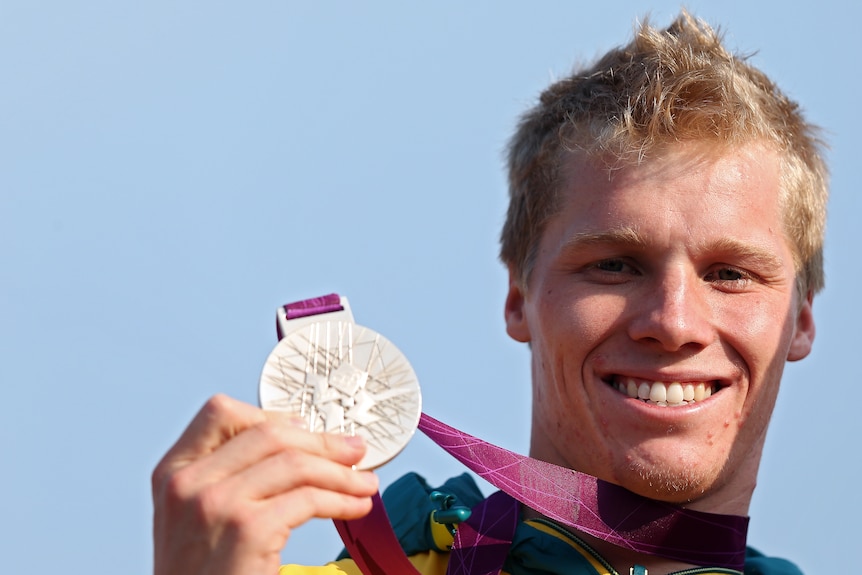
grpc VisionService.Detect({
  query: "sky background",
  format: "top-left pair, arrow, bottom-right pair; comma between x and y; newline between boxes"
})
2,2 -> 859,573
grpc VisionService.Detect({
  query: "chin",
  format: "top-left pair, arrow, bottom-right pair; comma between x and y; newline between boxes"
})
619,454 -> 719,504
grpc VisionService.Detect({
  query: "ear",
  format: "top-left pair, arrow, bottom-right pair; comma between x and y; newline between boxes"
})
787,290 -> 816,361
504,266 -> 531,343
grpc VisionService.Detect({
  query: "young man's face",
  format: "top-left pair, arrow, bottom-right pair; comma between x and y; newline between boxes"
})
505,142 -> 815,510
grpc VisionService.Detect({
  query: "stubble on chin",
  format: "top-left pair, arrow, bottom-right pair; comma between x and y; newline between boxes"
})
625,459 -> 712,503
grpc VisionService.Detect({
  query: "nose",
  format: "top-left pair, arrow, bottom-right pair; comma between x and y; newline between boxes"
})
627,268 -> 714,352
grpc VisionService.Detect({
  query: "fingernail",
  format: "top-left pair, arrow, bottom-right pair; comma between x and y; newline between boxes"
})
344,434 -> 365,449
286,416 -> 309,429
264,411 -> 309,429
359,471 -> 379,487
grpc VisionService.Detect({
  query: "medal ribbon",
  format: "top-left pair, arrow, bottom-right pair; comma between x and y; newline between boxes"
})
416,413 -> 748,571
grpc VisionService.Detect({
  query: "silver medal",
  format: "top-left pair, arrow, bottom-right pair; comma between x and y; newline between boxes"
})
259,318 -> 422,470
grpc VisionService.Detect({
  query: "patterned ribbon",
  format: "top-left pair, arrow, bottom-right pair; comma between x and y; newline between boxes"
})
416,413 -> 748,571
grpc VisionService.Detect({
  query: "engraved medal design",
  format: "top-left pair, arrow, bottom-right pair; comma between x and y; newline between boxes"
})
259,319 -> 422,470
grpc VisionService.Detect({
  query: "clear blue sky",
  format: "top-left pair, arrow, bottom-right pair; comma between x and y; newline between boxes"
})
2,2 -> 859,573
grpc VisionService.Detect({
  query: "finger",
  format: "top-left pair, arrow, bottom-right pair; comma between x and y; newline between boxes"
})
226,444 -> 379,501
178,487 -> 375,575
263,409 -> 308,427
183,417 -> 370,489
153,395 -> 267,485
266,485 -> 377,529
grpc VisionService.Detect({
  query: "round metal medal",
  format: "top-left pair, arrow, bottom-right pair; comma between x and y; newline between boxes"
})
259,319 -> 422,470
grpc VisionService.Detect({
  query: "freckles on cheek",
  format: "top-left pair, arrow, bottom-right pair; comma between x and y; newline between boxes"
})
597,413 -> 611,433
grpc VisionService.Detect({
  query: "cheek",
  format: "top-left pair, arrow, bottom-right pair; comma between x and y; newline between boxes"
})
715,296 -> 793,436
531,292 -> 625,408
722,297 -> 774,340
544,291 -> 629,341
716,294 -> 796,377
564,293 -> 630,369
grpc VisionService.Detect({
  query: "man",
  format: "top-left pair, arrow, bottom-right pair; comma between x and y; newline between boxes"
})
152,11 -> 826,575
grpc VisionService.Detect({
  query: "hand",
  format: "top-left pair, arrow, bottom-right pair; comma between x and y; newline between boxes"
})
152,394 -> 379,575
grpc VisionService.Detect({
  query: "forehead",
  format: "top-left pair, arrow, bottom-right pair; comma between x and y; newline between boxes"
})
545,143 -> 788,254
557,142 -> 783,217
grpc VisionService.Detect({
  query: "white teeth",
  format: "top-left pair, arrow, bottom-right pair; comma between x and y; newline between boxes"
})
683,384 -> 695,401
666,382 -> 684,405
649,382 -> 666,403
638,382 -> 651,400
614,378 -> 716,407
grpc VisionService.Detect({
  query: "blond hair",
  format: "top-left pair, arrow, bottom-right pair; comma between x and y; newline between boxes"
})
501,11 -> 828,295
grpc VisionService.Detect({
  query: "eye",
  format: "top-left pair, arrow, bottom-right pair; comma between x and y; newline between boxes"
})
716,268 -> 744,281
596,259 -> 627,272
582,258 -> 639,283
705,266 -> 754,291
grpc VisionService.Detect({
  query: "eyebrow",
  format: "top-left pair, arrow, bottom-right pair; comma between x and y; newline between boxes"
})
560,227 -> 648,252
704,237 -> 786,272
560,228 -> 786,271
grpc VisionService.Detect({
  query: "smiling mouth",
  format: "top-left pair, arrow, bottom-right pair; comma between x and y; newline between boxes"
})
606,376 -> 719,407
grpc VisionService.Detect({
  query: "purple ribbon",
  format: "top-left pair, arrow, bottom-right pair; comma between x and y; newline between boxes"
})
283,293 -> 344,320
333,487 -> 519,575
334,493 -> 420,575
444,491 -> 520,575
417,413 -> 748,571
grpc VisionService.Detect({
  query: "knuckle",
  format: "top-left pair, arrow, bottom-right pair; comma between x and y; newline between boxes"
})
202,393 -> 235,418
159,466 -> 196,507
255,420 -> 289,447
276,449 -> 309,479
154,468 -> 258,537
150,460 -> 170,493
193,483 -> 229,525
309,488 -> 372,520
223,507 -> 259,541
320,432 -> 348,454
152,466 -> 219,527
346,492 -> 375,517
285,486 -> 318,518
